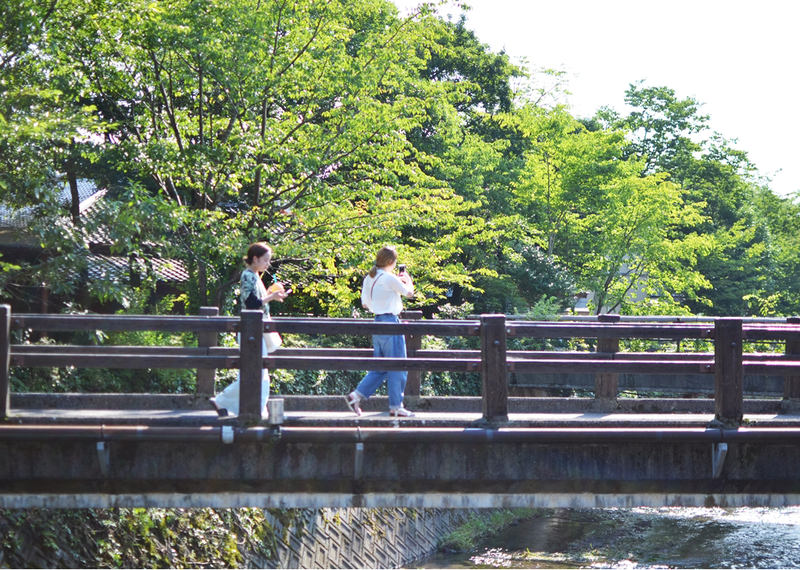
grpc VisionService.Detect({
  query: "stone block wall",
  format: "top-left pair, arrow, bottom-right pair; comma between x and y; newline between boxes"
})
259,508 -> 482,569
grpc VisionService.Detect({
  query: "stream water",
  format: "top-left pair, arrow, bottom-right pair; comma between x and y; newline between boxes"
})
413,507 -> 800,569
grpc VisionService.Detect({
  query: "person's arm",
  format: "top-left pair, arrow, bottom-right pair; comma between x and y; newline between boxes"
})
361,275 -> 372,310
264,286 -> 290,303
241,271 -> 264,309
244,291 -> 263,310
391,272 -> 414,298
399,272 -> 414,298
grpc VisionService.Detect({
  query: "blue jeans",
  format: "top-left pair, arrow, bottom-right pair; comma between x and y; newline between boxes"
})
354,314 -> 408,409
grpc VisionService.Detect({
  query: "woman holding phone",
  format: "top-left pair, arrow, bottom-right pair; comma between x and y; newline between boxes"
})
344,245 -> 415,417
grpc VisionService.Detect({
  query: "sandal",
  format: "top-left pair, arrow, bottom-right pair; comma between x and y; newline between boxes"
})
389,407 -> 414,417
209,398 -> 228,417
344,392 -> 362,416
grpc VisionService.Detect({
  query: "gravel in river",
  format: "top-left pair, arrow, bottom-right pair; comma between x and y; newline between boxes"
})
414,507 -> 800,569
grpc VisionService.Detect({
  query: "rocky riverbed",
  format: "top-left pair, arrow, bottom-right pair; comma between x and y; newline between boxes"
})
415,507 -> 800,569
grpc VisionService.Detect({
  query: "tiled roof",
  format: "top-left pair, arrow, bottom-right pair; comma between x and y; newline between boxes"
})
85,254 -> 189,283
1,180 -> 189,283
0,179 -> 104,228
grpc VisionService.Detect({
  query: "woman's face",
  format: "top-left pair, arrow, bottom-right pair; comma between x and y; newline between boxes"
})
251,251 -> 271,273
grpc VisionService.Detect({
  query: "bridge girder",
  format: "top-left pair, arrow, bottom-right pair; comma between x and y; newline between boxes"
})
2,427 -> 800,508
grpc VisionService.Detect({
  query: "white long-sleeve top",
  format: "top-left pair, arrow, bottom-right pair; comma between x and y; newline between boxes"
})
361,269 -> 411,315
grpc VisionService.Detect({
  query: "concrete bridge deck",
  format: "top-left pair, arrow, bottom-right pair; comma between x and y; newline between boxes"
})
7,394 -> 800,427
4,395 -> 800,510
9,408 -> 800,428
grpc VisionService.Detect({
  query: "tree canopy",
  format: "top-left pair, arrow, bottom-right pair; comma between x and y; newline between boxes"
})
1,0 -> 798,318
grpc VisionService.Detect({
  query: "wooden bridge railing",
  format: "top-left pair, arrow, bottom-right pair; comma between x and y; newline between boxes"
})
2,305 -> 800,423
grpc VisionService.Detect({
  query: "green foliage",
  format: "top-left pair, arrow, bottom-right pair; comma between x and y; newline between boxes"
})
438,509 -> 539,552
596,80 -> 800,317
10,292 -> 196,394
267,331 -> 371,396
750,189 -> 800,315
0,0 -> 104,196
64,0 -> 485,314
0,507 -> 280,568
3,0 -> 799,326
509,104 -> 712,314
616,81 -> 709,175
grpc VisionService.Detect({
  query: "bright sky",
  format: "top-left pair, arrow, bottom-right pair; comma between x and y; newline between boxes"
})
394,0 -> 800,198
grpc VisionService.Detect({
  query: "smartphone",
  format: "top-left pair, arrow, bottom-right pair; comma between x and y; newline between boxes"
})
397,264 -> 406,273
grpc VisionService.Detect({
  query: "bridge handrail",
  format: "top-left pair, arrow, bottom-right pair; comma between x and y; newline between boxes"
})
2,306 -> 800,422
11,312 -> 800,340
509,322 -> 717,340
10,313 -> 481,336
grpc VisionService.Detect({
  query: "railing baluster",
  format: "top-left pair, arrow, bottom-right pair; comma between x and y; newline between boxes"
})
239,310 -> 264,422
403,310 -> 423,396
596,314 -> 621,399
481,314 -> 508,421
195,307 -> 219,394
715,317 -> 743,422
1,305 -> 10,417
10,310 -> 800,422
784,317 -> 800,400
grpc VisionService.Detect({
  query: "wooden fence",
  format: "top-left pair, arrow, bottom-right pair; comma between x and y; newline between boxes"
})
2,305 -> 800,423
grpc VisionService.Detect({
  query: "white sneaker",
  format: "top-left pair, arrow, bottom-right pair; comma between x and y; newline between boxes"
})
389,407 -> 414,417
209,397 -> 228,417
344,392 -> 362,416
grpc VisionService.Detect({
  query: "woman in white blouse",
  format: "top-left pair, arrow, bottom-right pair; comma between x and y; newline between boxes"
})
345,246 -> 415,417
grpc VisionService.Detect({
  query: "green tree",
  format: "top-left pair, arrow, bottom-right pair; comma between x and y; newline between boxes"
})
4,0 -> 486,315
512,104 -> 711,314
0,0 -> 105,206
0,0 -> 112,308
598,80 -> 708,175
744,186 -> 800,316
403,19 -> 575,313
600,81 -> 789,316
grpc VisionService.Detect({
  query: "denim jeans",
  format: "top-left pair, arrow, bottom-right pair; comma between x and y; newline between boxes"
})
354,313 -> 407,409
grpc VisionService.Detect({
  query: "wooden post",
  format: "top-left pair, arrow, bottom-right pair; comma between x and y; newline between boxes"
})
195,306 -> 219,394
715,317 -> 743,422
1,305 -> 10,417
402,310 -> 423,396
785,317 -> 800,400
481,314 -> 508,422
238,310 -> 264,422
595,314 -> 620,399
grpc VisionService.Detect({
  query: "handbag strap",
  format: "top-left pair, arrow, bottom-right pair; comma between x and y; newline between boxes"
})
370,271 -> 384,303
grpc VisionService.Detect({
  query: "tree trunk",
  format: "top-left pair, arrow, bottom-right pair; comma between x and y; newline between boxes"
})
197,262 -> 208,306
66,162 -> 80,227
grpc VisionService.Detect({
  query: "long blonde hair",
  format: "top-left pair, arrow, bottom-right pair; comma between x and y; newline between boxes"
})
368,246 -> 398,278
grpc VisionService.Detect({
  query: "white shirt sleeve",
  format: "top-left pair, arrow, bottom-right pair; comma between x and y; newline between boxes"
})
384,273 -> 411,297
361,270 -> 410,315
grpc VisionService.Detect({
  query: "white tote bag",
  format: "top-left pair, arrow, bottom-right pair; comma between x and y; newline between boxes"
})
263,316 -> 283,353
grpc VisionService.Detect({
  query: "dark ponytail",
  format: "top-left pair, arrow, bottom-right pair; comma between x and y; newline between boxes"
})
243,242 -> 272,265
